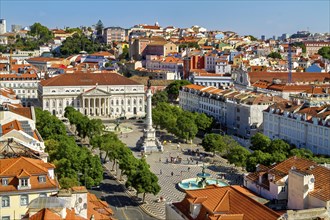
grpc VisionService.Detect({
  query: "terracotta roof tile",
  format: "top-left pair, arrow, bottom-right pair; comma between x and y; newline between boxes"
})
40,72 -> 141,87
174,185 -> 280,220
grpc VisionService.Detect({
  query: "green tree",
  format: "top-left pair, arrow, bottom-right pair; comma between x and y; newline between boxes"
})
194,113 -> 213,132
165,80 -> 191,102
292,42 -> 306,53
267,52 -> 282,59
268,139 -> 290,155
152,90 -> 168,106
227,145 -> 251,167
289,148 -> 313,159
201,133 -> 227,156
246,150 -> 273,172
318,46 -> 330,60
250,133 -> 271,152
35,108 -> 66,139
175,112 -> 198,143
59,177 -> 80,189
28,22 -> 53,43
126,159 -> 160,203
247,35 -> 258,41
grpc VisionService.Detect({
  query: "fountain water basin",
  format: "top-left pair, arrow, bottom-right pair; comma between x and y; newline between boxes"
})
178,178 -> 228,190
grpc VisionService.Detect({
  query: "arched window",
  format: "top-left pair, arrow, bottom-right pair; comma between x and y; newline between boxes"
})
66,100 -> 69,106
116,100 -> 119,105
128,107 -> 131,112
59,100 -> 62,107
133,99 -> 136,105
139,107 -> 142,111
121,100 -> 124,105
111,100 -> 114,105
116,108 -> 119,112
128,100 -> 131,105
139,99 -> 142,105
52,101 -> 56,107
46,101 -> 49,108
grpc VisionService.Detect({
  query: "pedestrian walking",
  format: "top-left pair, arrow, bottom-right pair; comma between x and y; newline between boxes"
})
188,167 -> 190,172
160,169 -> 162,175
180,170 -> 183,176
159,157 -> 161,162
171,171 -> 174,176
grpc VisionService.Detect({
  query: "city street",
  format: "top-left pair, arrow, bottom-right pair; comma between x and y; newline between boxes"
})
89,170 -> 155,220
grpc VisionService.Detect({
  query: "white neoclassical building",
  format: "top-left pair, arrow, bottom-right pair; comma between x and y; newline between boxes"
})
38,72 -> 146,119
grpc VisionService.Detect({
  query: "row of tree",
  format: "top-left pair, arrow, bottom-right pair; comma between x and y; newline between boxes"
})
35,108 -> 103,188
152,102 -> 213,143
64,107 -> 160,202
201,132 -> 330,172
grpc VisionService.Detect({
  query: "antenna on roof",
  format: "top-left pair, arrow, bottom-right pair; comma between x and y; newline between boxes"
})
288,38 -> 292,84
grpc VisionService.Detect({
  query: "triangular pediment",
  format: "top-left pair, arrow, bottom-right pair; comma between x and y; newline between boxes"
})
82,87 -> 110,96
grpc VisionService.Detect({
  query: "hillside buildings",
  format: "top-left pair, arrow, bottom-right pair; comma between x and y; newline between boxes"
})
38,72 -> 146,119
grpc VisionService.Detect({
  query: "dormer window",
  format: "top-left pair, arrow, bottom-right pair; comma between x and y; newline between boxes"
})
2,178 -> 8,186
21,178 -> 28,187
38,176 -> 46,183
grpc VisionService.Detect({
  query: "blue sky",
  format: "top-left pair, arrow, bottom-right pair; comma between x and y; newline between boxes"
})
0,0 -> 329,37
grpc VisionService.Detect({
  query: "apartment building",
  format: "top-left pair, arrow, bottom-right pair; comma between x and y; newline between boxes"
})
103,26 -> 126,44
263,102 -> 330,155
0,72 -> 40,107
0,157 -> 59,220
244,157 -> 330,218
179,84 -> 285,137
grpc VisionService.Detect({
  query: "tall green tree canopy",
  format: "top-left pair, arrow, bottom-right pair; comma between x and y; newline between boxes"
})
29,22 -> 53,43
318,46 -> 330,60
250,133 -> 271,152
201,133 -> 227,155
165,80 -> 191,101
267,52 -> 282,59
152,90 -> 168,106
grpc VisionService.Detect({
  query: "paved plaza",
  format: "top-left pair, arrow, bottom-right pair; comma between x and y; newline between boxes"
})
111,122 -> 245,220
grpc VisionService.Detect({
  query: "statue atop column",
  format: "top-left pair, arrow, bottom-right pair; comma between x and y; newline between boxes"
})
136,77 -> 163,153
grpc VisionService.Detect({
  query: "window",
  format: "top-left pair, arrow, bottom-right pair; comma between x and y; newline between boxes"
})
21,178 -> 28,187
20,195 -> 29,206
2,196 -> 10,207
128,100 -> 130,105
39,193 -> 47,198
2,178 -> 8,186
38,176 -> 46,183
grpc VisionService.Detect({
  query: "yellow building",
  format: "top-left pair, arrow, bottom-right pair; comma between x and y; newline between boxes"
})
0,157 -> 59,220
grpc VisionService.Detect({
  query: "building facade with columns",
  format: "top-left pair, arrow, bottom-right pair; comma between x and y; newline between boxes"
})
38,72 -> 146,119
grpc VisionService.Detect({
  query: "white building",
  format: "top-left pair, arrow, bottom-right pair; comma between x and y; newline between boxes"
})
263,102 -> 330,155
146,55 -> 183,77
189,72 -> 233,89
204,52 -> 218,72
38,72 -> 146,119
179,84 -> 286,137
244,157 -> 330,215
0,72 -> 40,107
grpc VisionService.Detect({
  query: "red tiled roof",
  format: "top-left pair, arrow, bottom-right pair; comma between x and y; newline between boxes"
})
246,157 -> 330,201
40,72 -> 141,86
0,157 -> 58,193
248,72 -> 330,84
8,106 -> 33,119
173,185 -> 280,220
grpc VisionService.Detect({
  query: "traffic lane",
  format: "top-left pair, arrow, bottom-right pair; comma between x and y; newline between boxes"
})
90,171 -> 156,220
